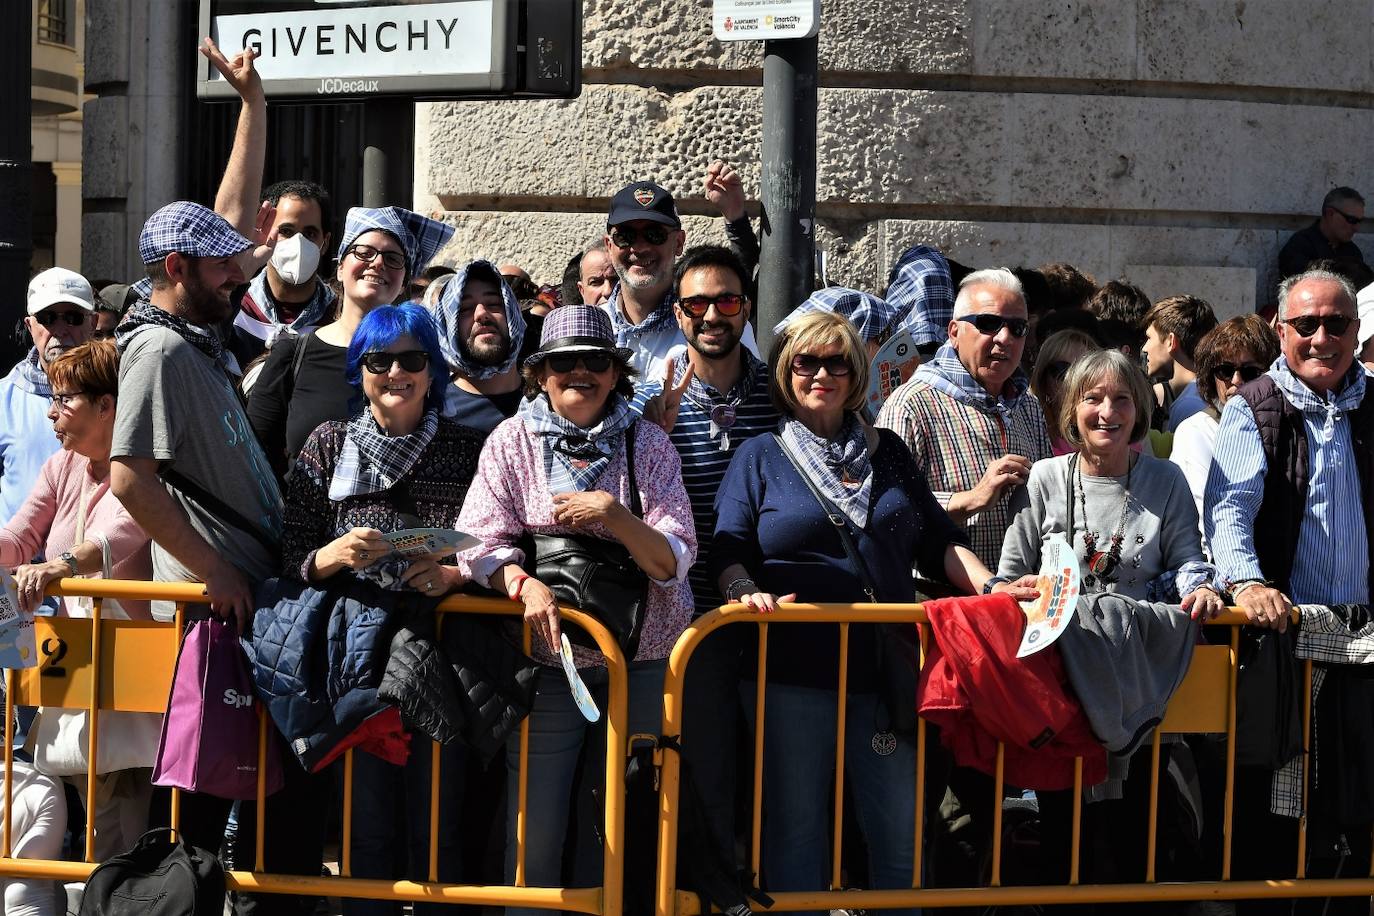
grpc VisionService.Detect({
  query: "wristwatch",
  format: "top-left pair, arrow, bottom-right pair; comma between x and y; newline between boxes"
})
58,550 -> 79,577
982,575 -> 1011,595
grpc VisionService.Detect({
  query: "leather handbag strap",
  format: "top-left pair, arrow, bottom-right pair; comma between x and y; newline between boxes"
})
624,421 -> 642,518
772,433 -> 877,601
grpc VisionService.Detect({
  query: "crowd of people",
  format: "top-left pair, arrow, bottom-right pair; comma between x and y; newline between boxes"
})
3,36 -> 1374,916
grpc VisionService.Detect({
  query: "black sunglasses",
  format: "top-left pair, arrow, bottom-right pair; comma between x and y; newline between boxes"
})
361,350 -> 430,374
790,354 -> 852,377
678,293 -> 748,318
33,310 -> 88,328
958,314 -> 1029,338
1211,363 -> 1265,383
547,353 -> 614,374
1282,314 -> 1354,338
609,225 -> 671,248
347,244 -> 407,271
1329,207 -> 1364,227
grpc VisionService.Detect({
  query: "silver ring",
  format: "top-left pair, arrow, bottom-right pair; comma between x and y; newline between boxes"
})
425,580 -> 434,591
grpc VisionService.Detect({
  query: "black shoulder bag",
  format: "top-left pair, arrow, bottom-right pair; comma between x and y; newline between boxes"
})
518,423 -> 650,657
772,433 -> 921,741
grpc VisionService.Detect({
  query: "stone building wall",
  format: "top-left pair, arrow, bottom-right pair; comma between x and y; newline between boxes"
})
419,0 -> 1374,318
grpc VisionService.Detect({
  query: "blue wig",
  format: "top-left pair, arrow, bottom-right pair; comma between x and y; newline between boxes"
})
346,304 -> 450,412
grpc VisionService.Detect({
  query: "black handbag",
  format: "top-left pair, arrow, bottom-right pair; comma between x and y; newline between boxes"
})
772,433 -> 922,741
520,423 -> 649,657
1234,626 -> 1302,770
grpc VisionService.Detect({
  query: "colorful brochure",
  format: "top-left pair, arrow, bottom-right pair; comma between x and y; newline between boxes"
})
0,569 -> 37,669
560,634 -> 601,723
865,329 -> 922,420
1016,533 -> 1082,658
382,527 -> 480,560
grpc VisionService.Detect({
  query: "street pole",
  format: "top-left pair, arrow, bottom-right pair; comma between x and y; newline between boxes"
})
0,12 -> 33,370
755,34 -> 818,357
362,99 -> 416,209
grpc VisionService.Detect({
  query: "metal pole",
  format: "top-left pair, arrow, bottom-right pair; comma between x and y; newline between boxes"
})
756,35 -> 818,357
361,99 -> 415,209
0,9 -> 33,371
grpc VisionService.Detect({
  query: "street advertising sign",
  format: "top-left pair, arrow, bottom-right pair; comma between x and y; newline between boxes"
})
197,0 -> 580,101
712,0 -> 821,41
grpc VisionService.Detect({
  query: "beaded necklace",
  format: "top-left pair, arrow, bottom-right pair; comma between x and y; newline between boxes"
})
1068,452 -> 1133,591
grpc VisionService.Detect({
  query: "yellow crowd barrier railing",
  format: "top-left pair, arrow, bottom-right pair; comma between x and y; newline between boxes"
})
0,578 -> 629,915
654,603 -> 1374,915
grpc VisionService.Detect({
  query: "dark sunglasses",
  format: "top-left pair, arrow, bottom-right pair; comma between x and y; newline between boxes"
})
790,354 -> 852,377
547,353 -> 614,374
1282,314 -> 1353,338
346,244 -> 407,271
958,314 -> 1029,338
609,225 -> 671,248
361,350 -> 430,374
33,310 -> 88,328
1211,363 -> 1265,383
678,293 -> 748,318
1329,207 -> 1364,227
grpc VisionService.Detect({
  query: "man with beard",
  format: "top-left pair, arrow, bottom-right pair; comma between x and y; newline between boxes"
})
601,182 -> 758,378
431,259 -> 536,434
0,268 -> 95,524
654,245 -> 778,882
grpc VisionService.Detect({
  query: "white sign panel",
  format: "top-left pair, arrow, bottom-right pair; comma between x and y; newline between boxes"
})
713,0 -> 821,41
211,2 -> 495,85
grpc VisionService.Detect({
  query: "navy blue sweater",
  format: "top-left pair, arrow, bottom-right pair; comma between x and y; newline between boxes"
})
711,426 -> 967,691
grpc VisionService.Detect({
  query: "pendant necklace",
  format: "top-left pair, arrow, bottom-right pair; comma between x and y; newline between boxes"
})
1073,453 -> 1132,591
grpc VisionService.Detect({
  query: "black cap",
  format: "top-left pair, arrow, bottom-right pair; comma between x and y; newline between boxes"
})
607,182 -> 681,229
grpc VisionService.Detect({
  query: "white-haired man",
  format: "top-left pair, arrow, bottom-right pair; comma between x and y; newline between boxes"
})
877,268 -> 1052,569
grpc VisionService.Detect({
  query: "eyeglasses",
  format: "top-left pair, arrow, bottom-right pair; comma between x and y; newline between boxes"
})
677,293 -> 748,318
346,244 -> 407,272
33,310 -> 88,328
1211,363 -> 1265,383
609,225 -> 671,248
547,353 -> 614,374
1329,207 -> 1364,227
361,350 -> 430,374
790,354 -> 852,377
1282,314 -> 1354,338
957,314 -> 1029,338
50,391 -> 84,409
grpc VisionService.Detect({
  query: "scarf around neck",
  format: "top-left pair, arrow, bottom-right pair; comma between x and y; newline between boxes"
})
677,348 -> 766,451
328,408 -> 440,501
13,349 -> 51,396
780,413 -> 874,528
241,269 -> 335,333
520,388 -> 652,493
115,299 -> 224,365
605,287 -> 676,347
915,342 -> 1029,420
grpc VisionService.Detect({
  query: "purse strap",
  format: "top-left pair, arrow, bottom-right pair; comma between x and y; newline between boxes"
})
624,421 -> 642,518
160,467 -> 280,555
772,433 -> 877,601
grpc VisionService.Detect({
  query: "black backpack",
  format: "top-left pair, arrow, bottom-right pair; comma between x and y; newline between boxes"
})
79,828 -> 226,916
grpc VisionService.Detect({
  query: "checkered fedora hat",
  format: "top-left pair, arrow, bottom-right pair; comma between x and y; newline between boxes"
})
523,305 -> 633,368
138,201 -> 251,264
773,286 -> 901,341
337,207 -> 455,278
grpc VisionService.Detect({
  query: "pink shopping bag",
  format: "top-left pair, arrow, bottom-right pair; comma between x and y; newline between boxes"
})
152,618 -> 284,800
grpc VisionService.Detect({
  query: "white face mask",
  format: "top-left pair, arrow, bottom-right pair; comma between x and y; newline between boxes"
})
269,234 -> 321,286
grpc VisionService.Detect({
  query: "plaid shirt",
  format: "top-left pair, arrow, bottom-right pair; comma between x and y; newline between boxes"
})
876,360 -> 1052,569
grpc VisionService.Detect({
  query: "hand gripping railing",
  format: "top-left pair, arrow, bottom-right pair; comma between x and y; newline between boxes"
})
0,578 -> 629,916
653,602 -> 1374,914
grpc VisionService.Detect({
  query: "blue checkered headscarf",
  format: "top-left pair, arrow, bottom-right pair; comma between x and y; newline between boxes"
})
337,207 -> 455,279
885,245 -> 955,348
430,260 -> 527,381
773,287 -> 901,342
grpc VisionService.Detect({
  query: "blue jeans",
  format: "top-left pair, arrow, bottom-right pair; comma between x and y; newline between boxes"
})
344,734 -> 465,916
746,682 -> 918,916
504,659 -> 665,916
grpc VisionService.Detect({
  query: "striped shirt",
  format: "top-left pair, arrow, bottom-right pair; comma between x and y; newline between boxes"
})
1204,358 -> 1369,604
666,349 -> 779,615
876,360 -> 1052,569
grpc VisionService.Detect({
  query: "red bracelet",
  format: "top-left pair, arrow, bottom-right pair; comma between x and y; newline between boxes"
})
506,571 -> 532,600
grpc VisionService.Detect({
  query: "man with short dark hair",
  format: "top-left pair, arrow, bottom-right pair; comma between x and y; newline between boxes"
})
1206,267 -> 1372,914
655,243 -> 777,879
1279,187 -> 1368,280
576,238 -> 616,306
1140,294 -> 1219,431
0,268 -> 95,523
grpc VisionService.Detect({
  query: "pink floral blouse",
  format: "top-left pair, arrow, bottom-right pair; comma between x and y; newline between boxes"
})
456,416 -> 697,668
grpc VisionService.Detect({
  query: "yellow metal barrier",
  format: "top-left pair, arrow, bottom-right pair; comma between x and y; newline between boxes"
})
654,603 -> 1374,915
0,578 -> 629,915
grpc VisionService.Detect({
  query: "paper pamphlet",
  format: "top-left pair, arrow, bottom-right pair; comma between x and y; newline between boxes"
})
382,528 -> 480,561
865,329 -> 921,420
560,634 -> 601,723
1015,533 -> 1081,658
0,569 -> 37,669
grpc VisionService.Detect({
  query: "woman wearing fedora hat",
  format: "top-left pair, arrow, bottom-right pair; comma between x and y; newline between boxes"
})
457,304 -> 695,913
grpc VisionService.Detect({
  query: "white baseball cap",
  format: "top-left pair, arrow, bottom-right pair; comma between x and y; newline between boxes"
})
27,267 -> 95,315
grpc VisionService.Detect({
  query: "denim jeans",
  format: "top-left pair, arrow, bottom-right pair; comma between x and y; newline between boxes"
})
745,681 -> 918,916
504,659 -> 666,916
344,734 -> 465,916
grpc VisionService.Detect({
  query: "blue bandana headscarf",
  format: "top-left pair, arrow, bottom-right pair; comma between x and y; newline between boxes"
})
337,207 -> 455,279
430,260 -> 527,381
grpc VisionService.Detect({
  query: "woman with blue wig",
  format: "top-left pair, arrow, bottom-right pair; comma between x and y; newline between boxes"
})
249,205 -> 456,481
279,303 -> 486,915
